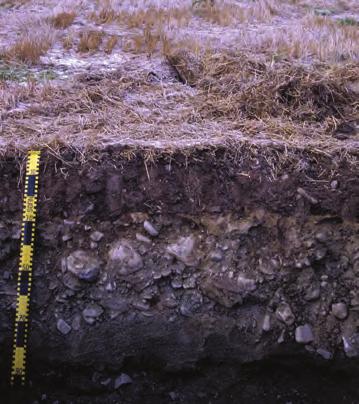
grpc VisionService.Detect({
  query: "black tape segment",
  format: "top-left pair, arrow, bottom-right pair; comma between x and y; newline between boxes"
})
15,322 -> 26,347
11,375 -> 24,387
26,176 -> 36,196
19,272 -> 30,295
23,222 -> 33,245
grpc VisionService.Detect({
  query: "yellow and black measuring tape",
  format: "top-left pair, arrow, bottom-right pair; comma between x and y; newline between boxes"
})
11,150 -> 41,386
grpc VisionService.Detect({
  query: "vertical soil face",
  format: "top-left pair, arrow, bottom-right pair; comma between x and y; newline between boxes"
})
0,149 -> 358,403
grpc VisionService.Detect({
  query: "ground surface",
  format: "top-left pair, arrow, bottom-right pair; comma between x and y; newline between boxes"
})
0,1 -> 358,403
0,0 -> 358,156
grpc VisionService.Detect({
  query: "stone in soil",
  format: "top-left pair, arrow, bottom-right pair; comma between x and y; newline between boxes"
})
90,231 -> 104,242
295,324 -> 314,344
275,303 -> 295,326
331,303 -> 348,320
82,304 -> 104,324
107,240 -> 143,275
180,290 -> 203,317
114,373 -> 133,389
167,235 -> 198,266
262,313 -> 271,332
143,220 -> 159,237
66,250 -> 102,282
57,319 -> 72,335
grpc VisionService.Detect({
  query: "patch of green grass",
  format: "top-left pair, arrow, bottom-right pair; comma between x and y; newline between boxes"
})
338,17 -> 359,27
0,60 -> 58,82
0,62 -> 29,81
314,9 -> 333,17
38,68 -> 58,81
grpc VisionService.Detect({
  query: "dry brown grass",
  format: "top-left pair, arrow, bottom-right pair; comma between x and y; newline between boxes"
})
92,1 -> 117,24
104,35 -> 118,54
0,0 -> 358,160
194,0 -> 281,25
253,14 -> 359,61
78,30 -> 103,53
62,34 -> 73,50
166,49 -> 359,133
91,5 -> 192,29
51,11 -> 76,29
2,35 -> 53,64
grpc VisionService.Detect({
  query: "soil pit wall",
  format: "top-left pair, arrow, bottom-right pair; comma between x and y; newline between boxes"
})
0,148 -> 358,403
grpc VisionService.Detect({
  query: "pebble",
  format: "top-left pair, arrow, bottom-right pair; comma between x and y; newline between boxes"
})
143,220 -> 159,237
275,303 -> 295,326
295,324 -> 314,344
330,180 -> 339,190
314,247 -> 327,261
56,319 -> 72,335
107,240 -> 143,275
167,236 -> 198,266
171,277 -> 183,289
62,273 -> 82,291
66,250 -> 102,282
262,313 -> 271,332
210,250 -> 223,262
62,234 -> 72,242
180,291 -> 203,317
317,348 -> 333,360
82,304 -> 104,324
237,275 -> 257,292
114,373 -> 132,389
332,303 -> 348,320
315,231 -> 329,243
90,231 -> 104,242
304,284 -> 320,301
277,330 -> 285,344
162,292 -> 178,308
142,286 -> 159,301
342,336 -> 358,358
136,233 -> 151,244
183,276 -> 196,289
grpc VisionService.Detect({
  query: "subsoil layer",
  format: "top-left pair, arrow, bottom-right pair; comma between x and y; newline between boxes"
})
0,148 -> 358,403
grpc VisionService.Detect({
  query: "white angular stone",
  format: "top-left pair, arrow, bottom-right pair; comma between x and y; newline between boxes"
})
108,240 -> 143,275
167,236 -> 198,266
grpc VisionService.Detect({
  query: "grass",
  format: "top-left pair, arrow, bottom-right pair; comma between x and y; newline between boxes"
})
0,61 -> 29,81
78,30 -> 103,53
2,35 -> 53,64
338,17 -> 359,26
0,0 -> 30,9
0,60 -> 57,82
0,0 -> 358,160
51,11 -> 76,29
104,35 -> 118,54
